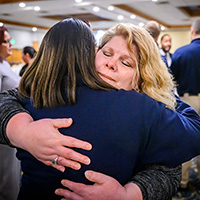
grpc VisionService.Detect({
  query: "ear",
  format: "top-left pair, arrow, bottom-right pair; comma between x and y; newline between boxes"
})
191,27 -> 194,35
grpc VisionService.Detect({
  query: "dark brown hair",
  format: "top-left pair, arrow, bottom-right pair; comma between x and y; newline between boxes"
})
0,26 -> 8,45
19,18 -> 113,108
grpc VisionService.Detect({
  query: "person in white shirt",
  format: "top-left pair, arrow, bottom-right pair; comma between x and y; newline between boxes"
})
159,34 -> 172,69
0,26 -> 21,200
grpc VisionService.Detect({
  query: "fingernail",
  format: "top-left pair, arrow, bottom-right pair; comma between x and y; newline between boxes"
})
66,118 -> 72,123
86,144 -> 92,150
84,158 -> 91,165
55,189 -> 59,194
61,167 -> 65,172
74,163 -> 81,170
85,170 -> 92,177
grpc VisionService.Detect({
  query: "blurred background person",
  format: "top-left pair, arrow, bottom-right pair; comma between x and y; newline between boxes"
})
0,26 -> 21,200
145,21 -> 172,72
19,46 -> 36,76
171,18 -> 200,190
144,20 -> 161,46
160,34 -> 172,69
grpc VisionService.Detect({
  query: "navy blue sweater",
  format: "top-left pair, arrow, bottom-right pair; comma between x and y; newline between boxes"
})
17,85 -> 200,200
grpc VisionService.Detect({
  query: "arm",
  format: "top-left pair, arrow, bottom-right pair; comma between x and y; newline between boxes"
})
0,88 -> 92,172
55,170 -> 142,200
0,74 -> 2,92
0,88 -> 28,145
55,165 -> 181,200
131,164 -> 181,200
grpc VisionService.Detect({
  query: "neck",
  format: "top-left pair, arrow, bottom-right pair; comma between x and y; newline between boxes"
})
192,34 -> 200,41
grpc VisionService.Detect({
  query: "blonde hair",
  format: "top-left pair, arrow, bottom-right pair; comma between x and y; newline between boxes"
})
99,23 -> 176,109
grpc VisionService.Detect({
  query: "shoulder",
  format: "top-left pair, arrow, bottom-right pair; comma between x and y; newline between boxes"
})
173,44 -> 189,55
172,44 -> 191,62
84,87 -> 166,116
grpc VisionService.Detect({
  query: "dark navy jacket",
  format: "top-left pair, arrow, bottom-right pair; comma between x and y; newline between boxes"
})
17,85 -> 200,200
170,38 -> 200,96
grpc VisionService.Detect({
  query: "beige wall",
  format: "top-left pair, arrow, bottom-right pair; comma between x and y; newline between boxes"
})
159,29 -> 191,53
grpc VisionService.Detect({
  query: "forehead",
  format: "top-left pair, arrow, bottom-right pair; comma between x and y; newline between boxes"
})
105,36 -> 137,54
3,31 -> 10,39
162,35 -> 171,41
105,35 -> 126,46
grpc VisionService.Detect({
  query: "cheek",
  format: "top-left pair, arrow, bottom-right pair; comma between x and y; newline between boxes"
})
127,70 -> 136,88
95,53 -> 102,71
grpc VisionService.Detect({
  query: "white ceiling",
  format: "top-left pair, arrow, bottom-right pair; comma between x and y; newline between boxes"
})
0,0 -> 200,31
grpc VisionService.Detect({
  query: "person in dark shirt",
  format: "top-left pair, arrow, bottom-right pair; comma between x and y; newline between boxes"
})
171,18 -> 200,189
19,46 -> 36,76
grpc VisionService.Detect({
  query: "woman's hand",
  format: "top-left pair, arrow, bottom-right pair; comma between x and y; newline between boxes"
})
7,113 -> 92,172
55,170 -> 143,200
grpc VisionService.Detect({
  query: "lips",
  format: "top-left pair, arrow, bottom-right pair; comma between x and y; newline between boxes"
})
98,72 -> 115,82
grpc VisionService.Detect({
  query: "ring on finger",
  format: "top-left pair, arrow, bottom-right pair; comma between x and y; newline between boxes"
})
52,156 -> 59,165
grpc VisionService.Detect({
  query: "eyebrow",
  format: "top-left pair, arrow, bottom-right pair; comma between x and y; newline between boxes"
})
103,46 -> 133,60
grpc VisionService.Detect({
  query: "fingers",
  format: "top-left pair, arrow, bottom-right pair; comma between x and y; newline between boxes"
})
59,146 -> 91,166
55,186 -> 82,200
52,118 -> 73,129
52,118 -> 92,151
55,156 -> 82,170
44,153 -> 88,172
85,170 -> 109,184
59,179 -> 86,195
62,136 -> 92,151
42,159 -> 66,172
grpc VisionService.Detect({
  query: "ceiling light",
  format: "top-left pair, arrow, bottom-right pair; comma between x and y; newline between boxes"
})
152,0 -> 158,2
118,15 -> 124,20
0,22 -> 3,27
161,26 -> 166,31
75,0 -> 82,2
108,6 -> 114,11
34,6 -> 40,11
139,22 -> 144,27
32,27 -> 37,32
93,6 -> 100,12
19,2 -> 26,8
130,14 -> 136,19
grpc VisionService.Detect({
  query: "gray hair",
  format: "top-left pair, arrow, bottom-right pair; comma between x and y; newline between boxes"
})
192,18 -> 200,35
145,20 -> 161,39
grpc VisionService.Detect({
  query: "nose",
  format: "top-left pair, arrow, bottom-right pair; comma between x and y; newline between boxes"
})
106,59 -> 117,71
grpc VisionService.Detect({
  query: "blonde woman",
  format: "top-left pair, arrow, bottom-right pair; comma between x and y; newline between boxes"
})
0,19 -> 200,200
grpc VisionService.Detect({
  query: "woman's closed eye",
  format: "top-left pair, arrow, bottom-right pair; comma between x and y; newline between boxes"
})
122,61 -> 132,68
103,51 -> 112,57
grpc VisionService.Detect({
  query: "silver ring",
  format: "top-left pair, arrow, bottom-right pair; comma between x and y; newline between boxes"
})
52,156 -> 59,165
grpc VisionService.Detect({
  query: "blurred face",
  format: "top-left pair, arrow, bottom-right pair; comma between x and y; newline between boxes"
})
160,35 -> 171,53
0,31 -> 12,60
21,52 -> 29,64
95,36 -> 138,91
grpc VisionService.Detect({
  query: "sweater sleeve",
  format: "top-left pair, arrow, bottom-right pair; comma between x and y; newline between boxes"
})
0,88 -> 29,146
131,164 -> 181,200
